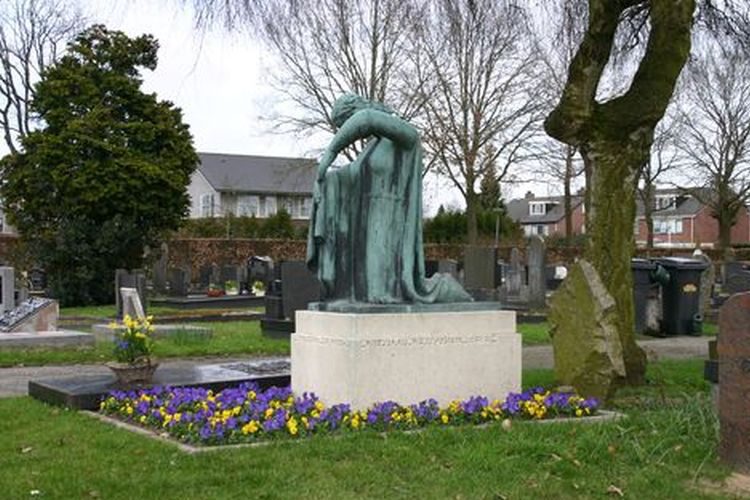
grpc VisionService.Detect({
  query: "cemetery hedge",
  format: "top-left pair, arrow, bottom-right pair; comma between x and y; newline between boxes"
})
0,25 -> 198,306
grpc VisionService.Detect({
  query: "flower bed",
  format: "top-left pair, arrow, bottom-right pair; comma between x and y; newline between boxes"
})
99,384 -> 599,446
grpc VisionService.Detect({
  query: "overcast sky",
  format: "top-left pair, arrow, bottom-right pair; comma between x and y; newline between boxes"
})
78,0 -> 572,213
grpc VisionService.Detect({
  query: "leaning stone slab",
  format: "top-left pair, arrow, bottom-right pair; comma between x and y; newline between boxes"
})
548,260 -> 626,401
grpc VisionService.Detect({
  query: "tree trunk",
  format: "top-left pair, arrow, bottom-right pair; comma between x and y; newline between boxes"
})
581,148 -> 593,231
544,0 -> 695,391
564,145 -> 574,243
466,190 -> 479,245
718,212 -> 733,250
584,141 -> 648,385
644,184 -> 654,249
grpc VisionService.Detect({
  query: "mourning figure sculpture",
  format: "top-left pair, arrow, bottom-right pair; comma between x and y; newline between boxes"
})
306,93 -> 472,305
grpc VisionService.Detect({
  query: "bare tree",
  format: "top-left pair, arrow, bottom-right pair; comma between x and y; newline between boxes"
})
533,1 -> 588,243
416,0 -> 542,244
676,44 -> 750,250
637,111 -> 682,249
189,0 -> 426,161
0,0 -> 86,153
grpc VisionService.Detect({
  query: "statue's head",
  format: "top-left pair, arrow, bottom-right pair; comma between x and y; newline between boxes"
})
330,93 -> 392,128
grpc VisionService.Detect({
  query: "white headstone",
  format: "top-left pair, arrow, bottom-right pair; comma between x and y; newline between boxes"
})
120,287 -> 145,319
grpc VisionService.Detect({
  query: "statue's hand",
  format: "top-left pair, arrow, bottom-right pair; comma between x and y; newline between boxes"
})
317,150 -> 335,182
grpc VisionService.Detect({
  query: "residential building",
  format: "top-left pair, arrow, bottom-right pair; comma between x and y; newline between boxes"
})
635,188 -> 750,248
505,192 -> 586,237
188,152 -> 317,220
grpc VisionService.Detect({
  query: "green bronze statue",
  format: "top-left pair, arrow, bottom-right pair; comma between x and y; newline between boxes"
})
306,93 -> 472,305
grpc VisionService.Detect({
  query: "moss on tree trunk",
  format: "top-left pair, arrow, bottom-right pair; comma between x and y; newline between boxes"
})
544,0 -> 695,388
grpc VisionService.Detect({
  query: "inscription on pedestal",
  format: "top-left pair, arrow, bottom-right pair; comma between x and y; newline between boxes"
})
718,292 -> 750,472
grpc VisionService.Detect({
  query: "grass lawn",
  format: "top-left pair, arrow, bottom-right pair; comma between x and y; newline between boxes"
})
517,322 -> 550,345
0,321 -> 289,368
0,358 -> 731,499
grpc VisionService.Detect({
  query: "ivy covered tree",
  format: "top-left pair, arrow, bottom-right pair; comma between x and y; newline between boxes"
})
0,25 -> 198,305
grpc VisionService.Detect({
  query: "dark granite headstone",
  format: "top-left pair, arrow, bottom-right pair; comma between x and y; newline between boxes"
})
28,358 -> 291,410
198,265 -> 213,288
281,261 -> 321,320
167,268 -> 188,297
220,265 -> 240,284
724,261 -> 750,295
115,269 -> 147,318
29,268 -> 47,292
248,256 -> 274,287
527,235 -> 546,309
718,292 -> 750,472
464,246 -> 497,291
152,243 -> 169,294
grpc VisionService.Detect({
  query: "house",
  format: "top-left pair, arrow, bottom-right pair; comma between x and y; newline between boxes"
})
188,152 -> 317,220
635,188 -> 750,248
505,192 -> 586,237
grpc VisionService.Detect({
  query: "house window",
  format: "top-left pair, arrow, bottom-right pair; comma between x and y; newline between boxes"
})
529,202 -> 546,216
264,196 -> 277,217
300,197 -> 312,218
237,195 -> 259,217
655,195 -> 677,210
523,224 -> 548,237
279,196 -> 296,217
654,218 -> 683,234
200,193 -> 215,217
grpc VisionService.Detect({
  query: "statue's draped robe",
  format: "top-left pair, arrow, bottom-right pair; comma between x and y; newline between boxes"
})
307,136 -> 471,304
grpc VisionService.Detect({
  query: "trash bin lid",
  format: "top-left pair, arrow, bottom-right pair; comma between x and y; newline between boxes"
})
631,258 -> 656,270
656,257 -> 709,270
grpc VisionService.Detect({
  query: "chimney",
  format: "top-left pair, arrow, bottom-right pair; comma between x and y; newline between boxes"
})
524,191 -> 535,200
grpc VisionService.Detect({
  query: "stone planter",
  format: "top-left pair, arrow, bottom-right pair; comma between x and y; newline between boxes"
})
106,360 -> 159,385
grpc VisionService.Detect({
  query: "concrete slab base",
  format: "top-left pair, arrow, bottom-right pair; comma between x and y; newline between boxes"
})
292,309 -> 521,410
0,330 -> 94,349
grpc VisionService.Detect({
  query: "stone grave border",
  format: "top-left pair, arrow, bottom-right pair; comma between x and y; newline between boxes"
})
83,409 -> 625,455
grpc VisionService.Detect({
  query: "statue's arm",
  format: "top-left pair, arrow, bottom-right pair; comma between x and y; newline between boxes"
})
317,109 -> 419,181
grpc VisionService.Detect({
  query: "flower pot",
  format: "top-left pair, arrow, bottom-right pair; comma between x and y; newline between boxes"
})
106,360 -> 159,385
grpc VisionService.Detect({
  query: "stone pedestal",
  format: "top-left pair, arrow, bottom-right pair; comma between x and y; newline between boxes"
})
292,309 -> 521,409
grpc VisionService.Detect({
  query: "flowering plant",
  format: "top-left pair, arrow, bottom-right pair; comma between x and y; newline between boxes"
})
109,315 -> 155,365
100,384 -> 599,446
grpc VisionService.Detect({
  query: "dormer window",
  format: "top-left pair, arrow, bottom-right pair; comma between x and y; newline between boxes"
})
655,195 -> 677,210
529,202 -> 546,216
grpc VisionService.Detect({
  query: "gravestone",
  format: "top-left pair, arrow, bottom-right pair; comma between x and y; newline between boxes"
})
718,292 -> 750,472
724,261 -> 750,295
548,259 -> 627,400
152,243 -> 169,294
29,268 -> 47,292
463,246 -> 498,300
695,252 -> 714,316
220,265 -> 240,284
501,247 -> 527,303
167,267 -> 188,297
438,259 -> 459,280
198,265 -> 214,289
120,287 -> 146,319
280,261 -> 321,320
114,269 -> 146,318
248,256 -> 274,288
0,266 -> 15,314
527,235 -> 546,309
